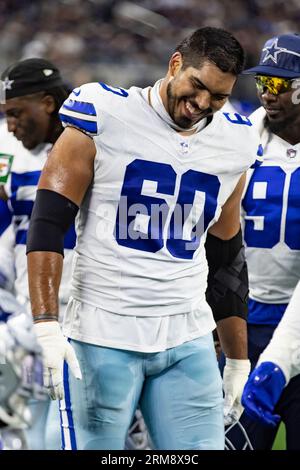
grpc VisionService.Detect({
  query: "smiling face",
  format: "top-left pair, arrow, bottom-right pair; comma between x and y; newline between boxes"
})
162,53 -> 237,129
257,79 -> 300,135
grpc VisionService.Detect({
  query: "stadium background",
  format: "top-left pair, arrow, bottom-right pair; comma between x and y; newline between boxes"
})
1,0 -> 298,449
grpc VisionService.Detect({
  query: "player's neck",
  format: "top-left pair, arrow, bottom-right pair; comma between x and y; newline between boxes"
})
271,120 -> 300,146
46,119 -> 64,145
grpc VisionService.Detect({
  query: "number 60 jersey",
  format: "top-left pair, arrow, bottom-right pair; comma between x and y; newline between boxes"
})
59,82 -> 261,328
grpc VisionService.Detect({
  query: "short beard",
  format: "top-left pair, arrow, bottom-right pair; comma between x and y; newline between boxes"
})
265,114 -> 293,135
166,81 -> 191,129
166,81 -> 213,129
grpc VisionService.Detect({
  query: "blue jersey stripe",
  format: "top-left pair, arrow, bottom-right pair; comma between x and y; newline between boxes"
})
16,229 -> 27,245
11,171 -> 41,191
0,311 -> 11,322
59,112 -> 98,134
0,200 -> 12,235
13,200 -> 33,217
9,170 -> 76,248
62,359 -> 77,450
62,99 -> 96,117
16,226 -> 76,248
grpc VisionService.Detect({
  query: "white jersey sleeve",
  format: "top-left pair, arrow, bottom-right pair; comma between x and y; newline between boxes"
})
59,83 -> 102,137
259,280 -> 300,382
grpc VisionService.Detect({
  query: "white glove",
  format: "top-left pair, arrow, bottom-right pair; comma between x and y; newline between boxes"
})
34,321 -> 82,400
223,358 -> 251,426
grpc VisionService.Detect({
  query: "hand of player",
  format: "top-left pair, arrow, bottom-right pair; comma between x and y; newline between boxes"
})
34,321 -> 82,400
241,361 -> 286,426
223,358 -> 251,426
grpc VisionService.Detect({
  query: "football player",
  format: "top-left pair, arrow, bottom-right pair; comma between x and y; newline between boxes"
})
0,59 -> 76,449
27,27 -> 261,450
227,33 -> 300,450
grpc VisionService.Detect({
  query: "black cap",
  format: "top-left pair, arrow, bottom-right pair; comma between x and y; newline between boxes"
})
1,58 -> 64,100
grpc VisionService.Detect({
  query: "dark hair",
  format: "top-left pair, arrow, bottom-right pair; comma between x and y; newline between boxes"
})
44,85 -> 70,114
175,27 -> 245,75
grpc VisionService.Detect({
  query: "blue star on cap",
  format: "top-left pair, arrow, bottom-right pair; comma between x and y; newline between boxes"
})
263,38 -> 300,64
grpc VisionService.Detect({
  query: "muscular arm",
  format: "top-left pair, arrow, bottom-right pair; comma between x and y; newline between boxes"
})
27,127 -> 96,319
208,173 -> 248,359
208,173 -> 245,241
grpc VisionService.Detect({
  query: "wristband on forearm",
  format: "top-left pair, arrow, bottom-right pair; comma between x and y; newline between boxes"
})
33,314 -> 58,323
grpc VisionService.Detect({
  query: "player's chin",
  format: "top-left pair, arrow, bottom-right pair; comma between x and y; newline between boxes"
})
176,113 -> 205,129
265,111 -> 282,121
22,138 -> 37,150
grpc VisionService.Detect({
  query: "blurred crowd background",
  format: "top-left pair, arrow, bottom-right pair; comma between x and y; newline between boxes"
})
1,0 -> 300,114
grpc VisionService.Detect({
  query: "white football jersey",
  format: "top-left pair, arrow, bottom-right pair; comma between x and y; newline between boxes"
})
0,124 -> 76,308
0,225 -> 15,292
242,107 -> 300,305
60,82 -> 261,325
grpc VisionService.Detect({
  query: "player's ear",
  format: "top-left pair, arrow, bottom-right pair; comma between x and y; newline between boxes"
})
41,94 -> 56,114
169,52 -> 183,78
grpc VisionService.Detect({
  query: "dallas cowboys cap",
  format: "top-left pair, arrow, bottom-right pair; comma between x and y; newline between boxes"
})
1,58 -> 64,99
243,33 -> 300,78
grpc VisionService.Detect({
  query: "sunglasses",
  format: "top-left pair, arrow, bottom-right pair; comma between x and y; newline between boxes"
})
255,75 -> 299,96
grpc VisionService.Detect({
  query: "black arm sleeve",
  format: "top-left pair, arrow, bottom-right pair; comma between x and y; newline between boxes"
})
26,189 -> 78,256
205,228 -> 249,322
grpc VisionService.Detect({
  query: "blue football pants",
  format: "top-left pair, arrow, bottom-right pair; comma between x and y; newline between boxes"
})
61,334 -> 224,450
25,398 -> 61,449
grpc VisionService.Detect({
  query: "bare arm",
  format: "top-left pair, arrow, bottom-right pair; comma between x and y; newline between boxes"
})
0,186 -> 8,200
208,173 -> 248,359
27,127 -> 96,318
208,173 -> 246,241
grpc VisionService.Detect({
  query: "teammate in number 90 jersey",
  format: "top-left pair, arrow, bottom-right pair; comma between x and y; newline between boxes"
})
243,106 -> 300,312
227,33 -> 300,451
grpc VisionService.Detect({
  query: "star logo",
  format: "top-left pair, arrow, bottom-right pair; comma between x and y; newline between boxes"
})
262,38 -> 300,64
2,77 -> 14,90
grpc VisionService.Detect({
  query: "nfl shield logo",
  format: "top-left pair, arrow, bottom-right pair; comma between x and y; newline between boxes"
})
286,149 -> 297,159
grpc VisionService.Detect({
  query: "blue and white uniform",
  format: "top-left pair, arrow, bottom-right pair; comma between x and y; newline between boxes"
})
58,81 -> 261,450
0,122 -> 13,292
226,106 -> 300,450
0,124 -> 76,450
0,199 -> 11,235
0,125 -> 76,310
60,83 -> 261,351
242,106 -> 300,325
